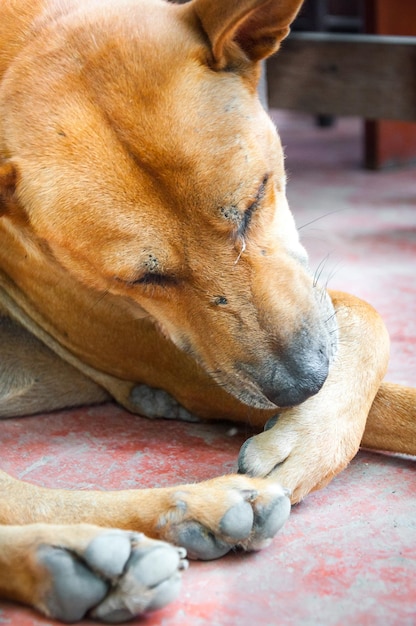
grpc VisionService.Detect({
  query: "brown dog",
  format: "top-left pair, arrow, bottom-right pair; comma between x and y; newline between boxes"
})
0,0 -> 415,621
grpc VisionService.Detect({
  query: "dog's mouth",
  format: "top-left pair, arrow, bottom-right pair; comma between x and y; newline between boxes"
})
207,369 -> 281,411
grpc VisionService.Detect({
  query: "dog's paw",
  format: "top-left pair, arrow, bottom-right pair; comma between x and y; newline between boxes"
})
238,411 -> 361,503
129,384 -> 199,422
37,530 -> 187,623
157,475 -> 291,559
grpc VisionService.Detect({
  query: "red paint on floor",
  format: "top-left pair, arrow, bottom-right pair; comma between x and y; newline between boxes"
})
1,112 -> 415,625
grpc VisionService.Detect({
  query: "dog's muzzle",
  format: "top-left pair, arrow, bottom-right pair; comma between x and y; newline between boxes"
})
240,292 -> 338,409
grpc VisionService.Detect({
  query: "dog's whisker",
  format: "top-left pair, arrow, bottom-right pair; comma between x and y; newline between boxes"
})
324,261 -> 344,291
86,290 -> 110,313
325,310 -> 339,326
298,208 -> 349,232
313,253 -> 331,288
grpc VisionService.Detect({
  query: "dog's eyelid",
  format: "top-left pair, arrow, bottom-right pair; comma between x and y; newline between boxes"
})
239,173 -> 270,236
247,173 -> 270,212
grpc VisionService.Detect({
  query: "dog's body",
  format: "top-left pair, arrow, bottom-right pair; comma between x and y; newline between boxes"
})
0,0 -> 415,621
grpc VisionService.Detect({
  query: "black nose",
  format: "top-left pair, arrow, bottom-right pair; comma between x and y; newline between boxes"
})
264,367 -> 328,407
262,349 -> 330,408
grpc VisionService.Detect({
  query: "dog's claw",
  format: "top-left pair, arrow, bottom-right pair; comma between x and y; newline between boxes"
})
264,414 -> 280,431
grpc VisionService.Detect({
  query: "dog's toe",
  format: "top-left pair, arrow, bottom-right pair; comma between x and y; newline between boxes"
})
37,530 -> 187,623
248,487 -> 291,550
219,500 -> 254,540
90,541 -> 185,623
84,530 -> 133,578
173,499 -> 256,560
238,430 -> 293,477
38,544 -> 110,622
174,521 -> 232,560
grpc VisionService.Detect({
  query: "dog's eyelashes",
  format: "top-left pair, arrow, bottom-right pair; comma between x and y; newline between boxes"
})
238,173 -> 270,238
134,273 -> 177,287
115,273 -> 178,288
239,203 -> 256,236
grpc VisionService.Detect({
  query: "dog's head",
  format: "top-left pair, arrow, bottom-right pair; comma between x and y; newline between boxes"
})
0,0 -> 337,410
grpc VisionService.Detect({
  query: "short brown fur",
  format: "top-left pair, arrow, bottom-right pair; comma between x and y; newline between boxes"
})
0,0 -> 415,620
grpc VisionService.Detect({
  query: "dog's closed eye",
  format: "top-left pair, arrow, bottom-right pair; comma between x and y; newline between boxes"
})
238,173 -> 270,237
133,273 -> 178,287
115,273 -> 178,288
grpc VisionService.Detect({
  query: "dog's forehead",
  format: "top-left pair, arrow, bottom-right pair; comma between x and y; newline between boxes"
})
4,0 -> 286,237
64,1 -> 282,177
91,52 -> 283,222
83,33 -> 276,170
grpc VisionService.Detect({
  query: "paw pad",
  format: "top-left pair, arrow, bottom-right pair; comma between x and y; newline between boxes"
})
38,531 -> 187,623
163,482 -> 290,561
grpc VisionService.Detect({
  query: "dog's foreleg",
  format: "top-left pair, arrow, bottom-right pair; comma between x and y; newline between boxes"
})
0,310 -> 109,417
238,290 -> 391,502
0,469 -> 290,560
361,382 -> 416,456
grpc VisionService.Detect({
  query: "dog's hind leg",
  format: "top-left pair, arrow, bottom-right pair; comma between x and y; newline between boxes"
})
0,522 -> 187,623
0,308 -> 109,418
361,382 -> 416,456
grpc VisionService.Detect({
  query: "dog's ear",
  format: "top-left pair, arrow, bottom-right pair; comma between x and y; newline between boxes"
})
191,0 -> 303,69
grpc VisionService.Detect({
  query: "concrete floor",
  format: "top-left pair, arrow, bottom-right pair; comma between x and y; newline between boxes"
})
1,112 -> 415,625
